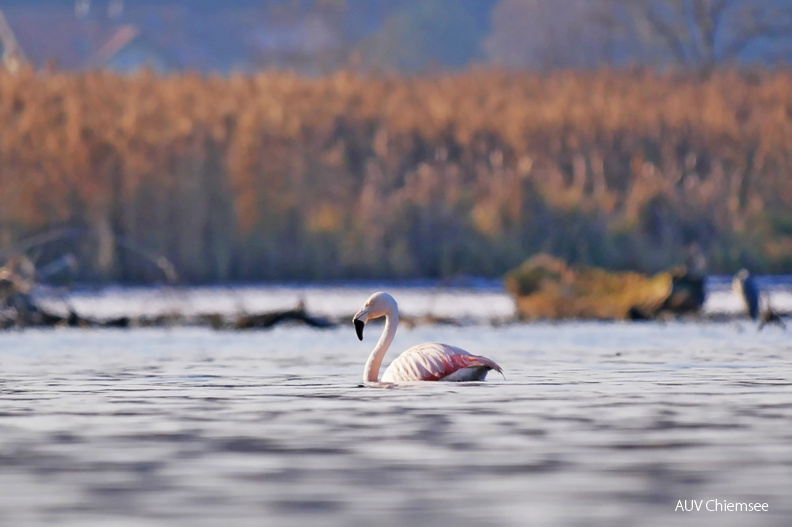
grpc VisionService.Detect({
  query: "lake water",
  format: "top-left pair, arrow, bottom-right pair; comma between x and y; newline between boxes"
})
1,282 -> 791,526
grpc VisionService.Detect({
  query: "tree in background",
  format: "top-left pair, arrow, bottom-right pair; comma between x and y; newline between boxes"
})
601,0 -> 792,71
486,0 -> 792,71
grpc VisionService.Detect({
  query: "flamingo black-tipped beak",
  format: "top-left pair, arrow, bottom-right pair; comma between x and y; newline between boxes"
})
354,318 -> 365,340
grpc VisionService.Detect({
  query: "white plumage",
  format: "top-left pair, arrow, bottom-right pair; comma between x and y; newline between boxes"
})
353,292 -> 503,383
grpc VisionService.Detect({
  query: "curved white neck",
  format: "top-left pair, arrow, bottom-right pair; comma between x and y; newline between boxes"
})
363,309 -> 398,382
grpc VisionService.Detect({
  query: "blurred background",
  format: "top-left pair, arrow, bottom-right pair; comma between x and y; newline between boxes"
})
0,0 -> 791,284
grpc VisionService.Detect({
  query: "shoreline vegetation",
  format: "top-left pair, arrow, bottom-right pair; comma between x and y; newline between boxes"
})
0,68 -> 791,284
1,287 -> 789,330
1,253 -> 788,329
1,293 -> 787,331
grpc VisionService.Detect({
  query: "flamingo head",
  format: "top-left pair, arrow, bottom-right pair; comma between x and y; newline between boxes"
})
353,291 -> 397,340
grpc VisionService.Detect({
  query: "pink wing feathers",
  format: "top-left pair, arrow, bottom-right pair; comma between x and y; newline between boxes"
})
380,343 -> 503,382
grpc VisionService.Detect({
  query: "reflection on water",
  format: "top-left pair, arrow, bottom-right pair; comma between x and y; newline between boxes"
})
1,320 -> 791,526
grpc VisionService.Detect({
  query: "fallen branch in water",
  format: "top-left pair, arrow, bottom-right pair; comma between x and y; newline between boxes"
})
759,308 -> 787,331
233,303 -> 335,330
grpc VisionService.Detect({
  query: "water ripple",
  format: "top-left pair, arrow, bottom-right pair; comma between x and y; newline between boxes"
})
0,322 -> 791,526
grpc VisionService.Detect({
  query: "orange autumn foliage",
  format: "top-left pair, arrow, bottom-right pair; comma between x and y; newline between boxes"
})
0,67 -> 790,281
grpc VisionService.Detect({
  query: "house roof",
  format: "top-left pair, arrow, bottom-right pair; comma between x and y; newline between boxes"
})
1,4 -> 348,73
1,4 -> 244,72
2,6 -> 114,69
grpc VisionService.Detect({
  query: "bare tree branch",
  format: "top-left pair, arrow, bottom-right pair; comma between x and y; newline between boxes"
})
642,2 -> 693,65
596,0 -> 792,71
718,2 -> 792,62
692,0 -> 731,67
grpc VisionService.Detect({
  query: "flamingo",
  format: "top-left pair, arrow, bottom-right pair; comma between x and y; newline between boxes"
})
353,291 -> 503,383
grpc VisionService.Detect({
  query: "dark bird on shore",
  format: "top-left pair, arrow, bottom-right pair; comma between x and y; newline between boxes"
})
732,269 -> 759,321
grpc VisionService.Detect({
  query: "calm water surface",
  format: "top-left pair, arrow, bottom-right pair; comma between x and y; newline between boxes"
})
1,289 -> 791,526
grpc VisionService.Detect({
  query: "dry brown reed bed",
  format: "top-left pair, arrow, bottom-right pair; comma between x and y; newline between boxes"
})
0,67 -> 790,281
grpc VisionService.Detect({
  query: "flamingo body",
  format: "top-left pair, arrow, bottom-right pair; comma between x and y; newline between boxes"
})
381,342 -> 502,382
353,292 -> 503,383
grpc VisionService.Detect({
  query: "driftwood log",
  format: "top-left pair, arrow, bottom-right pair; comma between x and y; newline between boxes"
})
0,260 -> 335,330
233,302 -> 335,330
